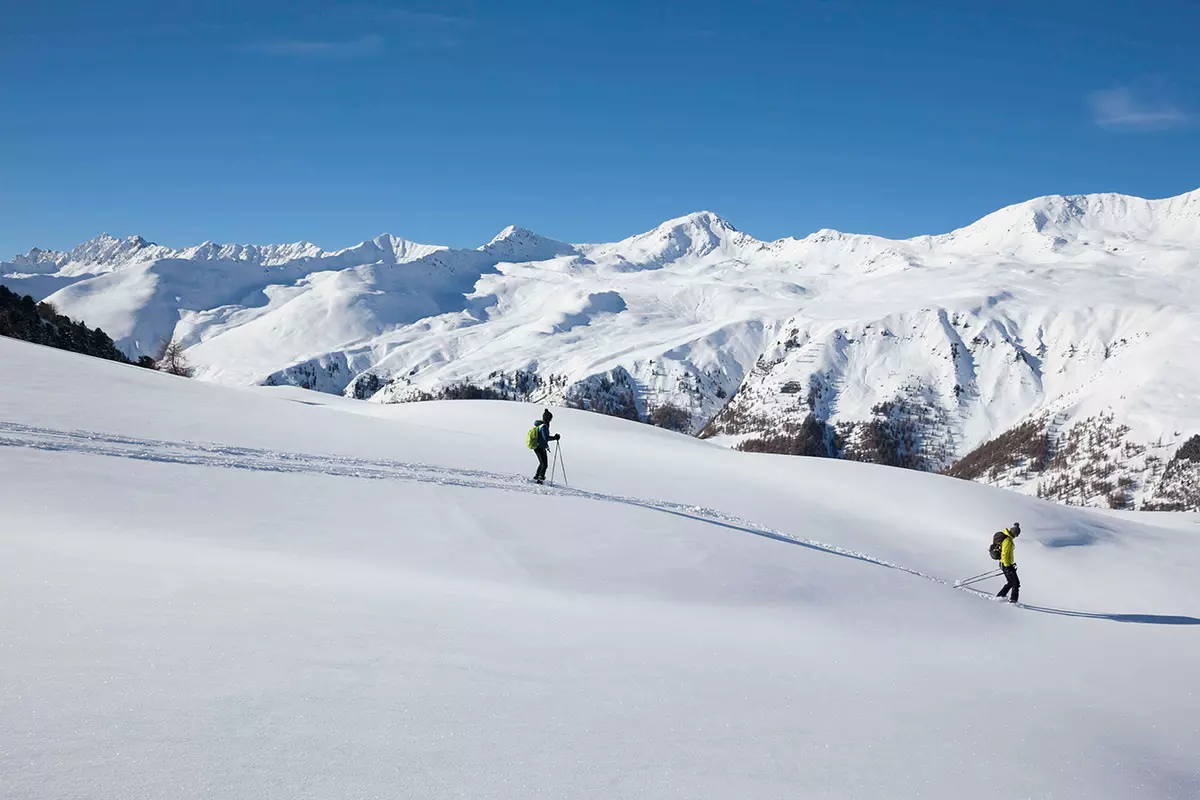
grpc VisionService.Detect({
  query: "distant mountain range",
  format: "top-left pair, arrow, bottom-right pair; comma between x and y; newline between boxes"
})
4,188 -> 1199,510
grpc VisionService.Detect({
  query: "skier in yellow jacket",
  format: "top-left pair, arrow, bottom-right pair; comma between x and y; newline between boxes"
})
996,523 -> 1021,603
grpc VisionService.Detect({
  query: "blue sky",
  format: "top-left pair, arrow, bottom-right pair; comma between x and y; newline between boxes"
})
2,0 -> 1198,256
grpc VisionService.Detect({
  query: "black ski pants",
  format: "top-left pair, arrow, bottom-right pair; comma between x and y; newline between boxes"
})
534,446 -> 549,481
997,565 -> 1020,603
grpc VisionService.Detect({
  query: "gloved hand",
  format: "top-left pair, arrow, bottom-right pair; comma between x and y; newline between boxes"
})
553,434 -> 561,441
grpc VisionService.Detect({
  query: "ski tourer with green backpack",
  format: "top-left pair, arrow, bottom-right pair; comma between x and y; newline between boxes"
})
991,523 -> 1021,603
526,408 -> 560,484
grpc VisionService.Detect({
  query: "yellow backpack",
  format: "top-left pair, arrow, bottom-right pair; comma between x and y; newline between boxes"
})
526,424 -> 541,449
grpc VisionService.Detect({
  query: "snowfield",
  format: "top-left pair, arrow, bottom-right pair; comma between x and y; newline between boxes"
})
4,188 -> 1199,509
1,336 -> 1198,799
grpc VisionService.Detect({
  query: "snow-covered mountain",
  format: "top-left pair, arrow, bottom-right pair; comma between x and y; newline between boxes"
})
4,189 -> 1199,509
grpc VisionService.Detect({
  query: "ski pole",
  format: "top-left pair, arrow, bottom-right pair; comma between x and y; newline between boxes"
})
955,568 -> 1004,588
957,574 -> 1000,588
550,441 -> 558,484
556,441 -> 568,486
957,568 -> 999,585
956,576 -> 992,588
955,568 -> 1003,587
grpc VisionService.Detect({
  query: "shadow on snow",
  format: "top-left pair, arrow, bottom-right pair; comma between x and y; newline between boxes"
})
1018,605 -> 1200,626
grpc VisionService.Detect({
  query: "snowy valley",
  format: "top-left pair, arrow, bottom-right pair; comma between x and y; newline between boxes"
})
4,189 -> 1200,510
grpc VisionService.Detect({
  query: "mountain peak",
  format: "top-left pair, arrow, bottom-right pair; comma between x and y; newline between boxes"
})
944,187 -> 1200,249
651,211 -> 743,244
486,225 -> 536,244
66,232 -> 157,266
646,211 -> 739,241
585,210 -> 748,269
480,225 -> 576,261
671,210 -> 737,231
317,233 -> 446,265
78,232 -> 149,245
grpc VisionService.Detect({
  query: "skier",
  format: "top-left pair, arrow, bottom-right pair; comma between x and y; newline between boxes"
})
996,522 -> 1021,603
529,408 -> 560,484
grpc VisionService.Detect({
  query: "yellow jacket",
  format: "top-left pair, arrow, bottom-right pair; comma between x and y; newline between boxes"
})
1000,529 -> 1016,567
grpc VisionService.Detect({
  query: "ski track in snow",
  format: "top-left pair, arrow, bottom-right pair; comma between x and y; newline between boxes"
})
24,418 -> 1192,625
0,420 -> 947,587
21,418 -> 1197,624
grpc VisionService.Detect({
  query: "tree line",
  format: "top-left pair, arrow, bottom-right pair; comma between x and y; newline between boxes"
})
0,284 -> 192,376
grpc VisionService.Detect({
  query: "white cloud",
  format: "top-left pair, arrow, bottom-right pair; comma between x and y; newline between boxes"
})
242,34 -> 384,58
1088,85 -> 1191,131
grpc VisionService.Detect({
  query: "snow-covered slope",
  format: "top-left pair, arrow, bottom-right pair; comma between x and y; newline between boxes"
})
1,336 -> 1198,799
4,189 -> 1200,508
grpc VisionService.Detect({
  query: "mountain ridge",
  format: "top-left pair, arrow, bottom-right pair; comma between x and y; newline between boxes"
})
9,186 -> 1200,274
4,186 -> 1199,510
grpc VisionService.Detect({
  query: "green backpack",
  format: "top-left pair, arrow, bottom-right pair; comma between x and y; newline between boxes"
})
526,424 -> 541,450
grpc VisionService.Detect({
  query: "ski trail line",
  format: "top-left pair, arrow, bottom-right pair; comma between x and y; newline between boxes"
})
0,421 -> 951,587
